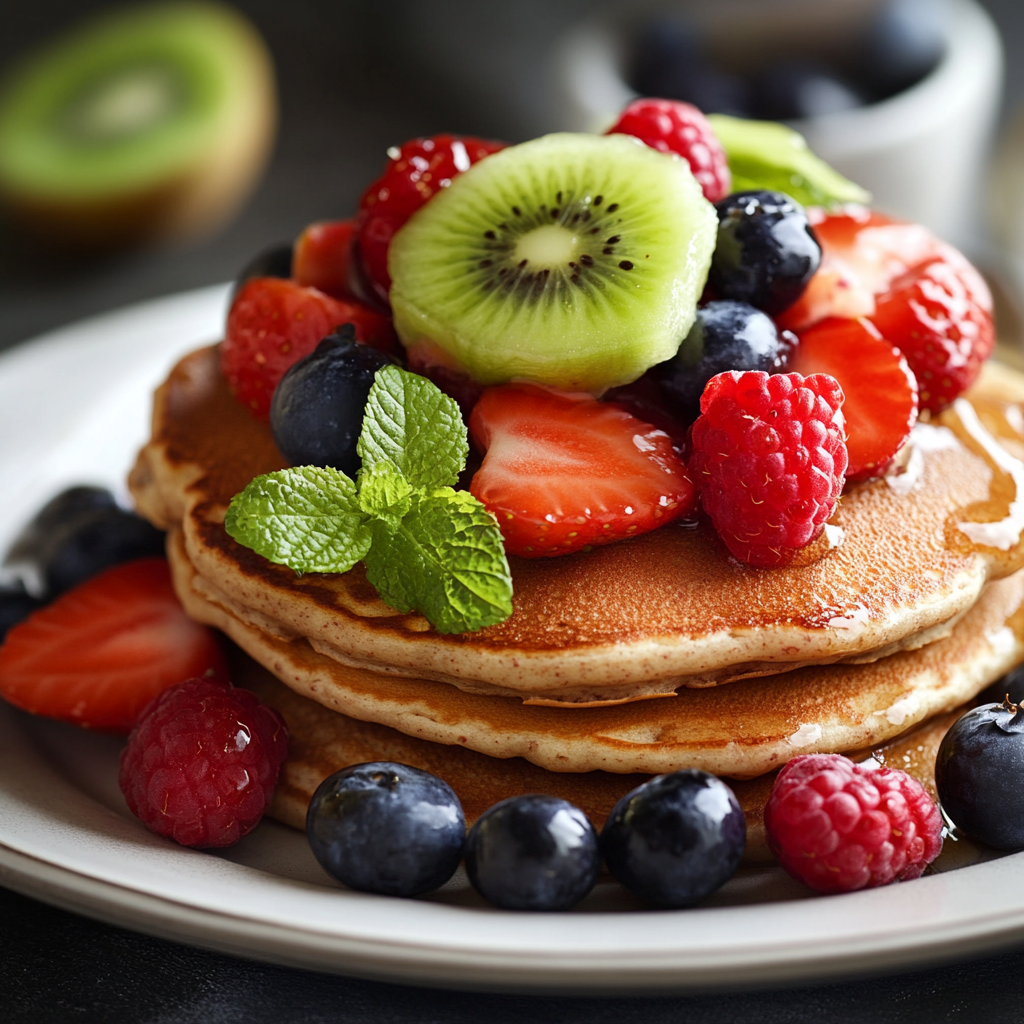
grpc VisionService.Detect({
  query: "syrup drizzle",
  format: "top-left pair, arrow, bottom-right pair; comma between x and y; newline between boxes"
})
952,398 -> 1024,550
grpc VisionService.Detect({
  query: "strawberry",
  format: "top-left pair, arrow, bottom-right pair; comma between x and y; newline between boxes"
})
293,218 -> 356,299
469,384 -> 696,558
789,316 -> 918,480
0,558 -> 227,734
222,276 -> 398,419
869,258 -> 995,414
778,206 -> 993,413
354,134 -> 506,306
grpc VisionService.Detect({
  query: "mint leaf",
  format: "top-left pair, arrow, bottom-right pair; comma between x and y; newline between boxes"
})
708,114 -> 870,208
357,365 -> 468,489
225,466 -> 372,574
364,488 -> 513,634
358,460 -> 413,528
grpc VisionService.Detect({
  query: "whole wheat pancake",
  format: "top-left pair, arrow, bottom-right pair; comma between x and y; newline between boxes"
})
231,646 -> 969,864
130,347 -> 1024,703
168,525 -> 1024,777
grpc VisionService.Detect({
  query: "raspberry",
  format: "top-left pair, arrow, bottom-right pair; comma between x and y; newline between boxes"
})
606,99 -> 731,202
689,371 -> 848,567
353,134 -> 506,305
764,754 -> 943,894
118,676 -> 288,848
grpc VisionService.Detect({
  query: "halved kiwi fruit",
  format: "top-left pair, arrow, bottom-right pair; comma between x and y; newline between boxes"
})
388,133 -> 717,393
0,1 -> 276,248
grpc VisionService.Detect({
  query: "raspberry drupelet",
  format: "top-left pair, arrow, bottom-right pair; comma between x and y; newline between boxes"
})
119,675 -> 289,848
688,370 -> 848,568
764,754 -> 943,894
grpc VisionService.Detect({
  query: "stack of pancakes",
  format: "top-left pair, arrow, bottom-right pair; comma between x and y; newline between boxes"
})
129,346 -> 1024,859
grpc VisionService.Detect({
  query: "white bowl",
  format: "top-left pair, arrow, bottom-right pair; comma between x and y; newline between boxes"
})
553,0 -> 1003,250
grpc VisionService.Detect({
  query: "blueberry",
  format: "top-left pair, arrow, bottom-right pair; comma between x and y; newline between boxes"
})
980,664 -> 1024,707
231,243 -> 293,300
6,485 -> 117,563
751,61 -> 863,121
464,795 -> 600,911
858,0 -> 946,99
270,326 -> 397,477
652,301 -> 794,425
936,700 -> 1024,850
710,191 -> 821,316
630,16 -> 752,117
600,770 -> 745,908
306,762 -> 465,897
0,583 -> 43,642
6,486 -> 165,598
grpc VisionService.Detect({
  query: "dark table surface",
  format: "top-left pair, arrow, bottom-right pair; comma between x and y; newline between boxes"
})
6,1 -> 1024,1020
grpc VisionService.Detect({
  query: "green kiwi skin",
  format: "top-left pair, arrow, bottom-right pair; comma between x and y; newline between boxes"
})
388,133 -> 717,393
0,1 -> 276,249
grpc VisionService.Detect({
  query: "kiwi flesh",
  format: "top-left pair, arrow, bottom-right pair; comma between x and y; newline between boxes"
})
0,1 -> 276,248
387,133 -> 717,393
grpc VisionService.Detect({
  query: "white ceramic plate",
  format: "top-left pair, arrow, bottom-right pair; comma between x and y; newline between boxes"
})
2,286 -> 1024,993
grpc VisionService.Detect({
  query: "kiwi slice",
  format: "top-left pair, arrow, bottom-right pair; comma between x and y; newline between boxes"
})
0,1 -> 276,248
388,133 -> 717,392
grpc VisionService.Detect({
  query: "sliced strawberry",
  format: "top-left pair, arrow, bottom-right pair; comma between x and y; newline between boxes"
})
222,276 -> 398,419
778,206 -> 994,414
293,219 -> 356,299
868,259 -> 995,414
0,558 -> 227,734
469,384 -> 696,558
789,317 -> 918,481
778,207 -> 944,332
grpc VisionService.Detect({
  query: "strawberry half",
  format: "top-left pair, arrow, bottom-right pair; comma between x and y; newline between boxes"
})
0,558 -> 227,733
778,206 -> 993,414
469,384 -> 696,558
222,276 -> 398,419
293,218 -> 356,299
790,317 -> 918,481
869,258 -> 994,414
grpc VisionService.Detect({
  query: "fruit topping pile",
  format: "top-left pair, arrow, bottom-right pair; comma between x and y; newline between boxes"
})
218,96 -> 996,605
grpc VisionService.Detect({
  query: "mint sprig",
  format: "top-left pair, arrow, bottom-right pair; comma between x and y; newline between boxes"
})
708,114 -> 870,209
225,366 -> 513,634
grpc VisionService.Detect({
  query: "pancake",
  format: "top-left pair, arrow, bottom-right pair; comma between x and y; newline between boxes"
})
129,347 -> 1024,703
167,525 -> 1024,777
230,646 -> 968,864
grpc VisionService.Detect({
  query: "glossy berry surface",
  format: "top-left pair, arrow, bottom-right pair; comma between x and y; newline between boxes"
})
464,795 -> 600,911
869,258 -> 994,414
270,326 -> 396,477
710,191 -> 821,316
231,243 -> 293,299
789,316 -> 918,481
936,700 -> 1024,850
765,754 -> 943,893
306,762 -> 465,897
689,371 -> 848,567
469,383 -> 696,558
293,219 -> 355,299
652,300 -> 793,426
600,770 -> 745,908
354,134 -> 506,306
778,207 -> 993,414
606,98 -> 731,202
222,276 -> 398,420
119,676 -> 288,848
0,559 -> 227,733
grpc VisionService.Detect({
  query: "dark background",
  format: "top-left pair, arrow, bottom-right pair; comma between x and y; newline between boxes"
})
5,1 -> 1024,1020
